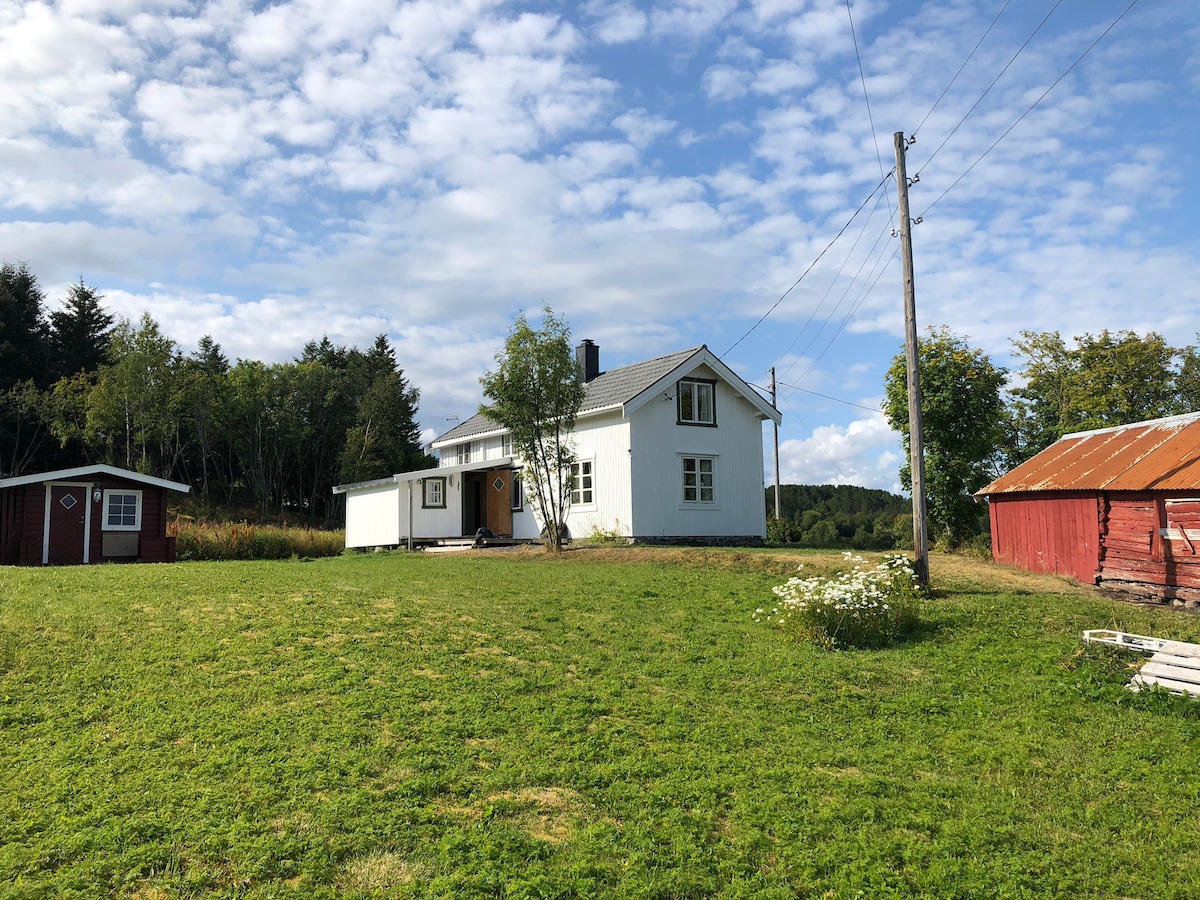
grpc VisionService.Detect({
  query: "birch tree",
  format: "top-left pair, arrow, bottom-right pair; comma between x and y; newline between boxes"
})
479,308 -> 584,551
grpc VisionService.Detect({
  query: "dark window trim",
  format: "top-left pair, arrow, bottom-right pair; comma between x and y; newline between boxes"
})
422,476 -> 447,509
511,471 -> 524,511
677,378 -> 718,427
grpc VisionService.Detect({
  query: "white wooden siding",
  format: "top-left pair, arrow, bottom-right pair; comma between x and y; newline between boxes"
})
564,411 -> 633,539
344,476 -> 463,544
344,482 -> 401,548
629,362 -> 767,537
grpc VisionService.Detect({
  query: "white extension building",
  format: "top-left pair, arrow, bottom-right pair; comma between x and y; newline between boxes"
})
333,342 -> 782,546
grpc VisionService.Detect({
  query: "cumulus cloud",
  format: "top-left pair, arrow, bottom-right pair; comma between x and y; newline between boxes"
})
777,413 -> 902,491
0,0 -> 1196,482
585,1 -> 648,44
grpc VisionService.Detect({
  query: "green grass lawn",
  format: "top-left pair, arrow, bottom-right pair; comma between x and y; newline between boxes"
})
2,548 -> 1200,899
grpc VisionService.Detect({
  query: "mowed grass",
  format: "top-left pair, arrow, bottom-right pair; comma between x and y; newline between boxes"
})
2,548 -> 1200,899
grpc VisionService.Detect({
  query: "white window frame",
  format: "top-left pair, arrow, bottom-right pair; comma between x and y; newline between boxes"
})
457,442 -> 472,465
570,460 -> 595,506
680,455 -> 716,505
422,477 -> 446,509
678,379 -> 716,426
102,489 -> 143,531
501,433 -> 512,457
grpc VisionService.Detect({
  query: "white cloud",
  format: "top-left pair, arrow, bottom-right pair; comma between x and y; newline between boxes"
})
612,108 -> 676,147
703,64 -> 753,101
0,0 -> 1197,479
586,1 -> 647,44
777,412 -> 901,491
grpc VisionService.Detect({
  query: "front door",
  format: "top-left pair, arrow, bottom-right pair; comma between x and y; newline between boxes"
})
486,469 -> 513,537
462,473 -> 484,536
47,483 -> 88,565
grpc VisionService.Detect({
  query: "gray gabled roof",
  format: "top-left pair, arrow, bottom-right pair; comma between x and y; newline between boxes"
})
432,345 -> 780,448
433,347 -> 700,446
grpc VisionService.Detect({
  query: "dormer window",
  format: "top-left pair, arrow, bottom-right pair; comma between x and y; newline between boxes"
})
678,379 -> 716,426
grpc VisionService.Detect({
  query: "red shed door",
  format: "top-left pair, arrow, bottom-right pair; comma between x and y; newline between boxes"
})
47,484 -> 88,565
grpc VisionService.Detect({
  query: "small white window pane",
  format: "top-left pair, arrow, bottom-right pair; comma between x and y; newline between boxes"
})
697,384 -> 712,423
680,382 -> 694,421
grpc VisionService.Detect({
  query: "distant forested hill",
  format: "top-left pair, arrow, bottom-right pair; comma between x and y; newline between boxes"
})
765,484 -> 913,549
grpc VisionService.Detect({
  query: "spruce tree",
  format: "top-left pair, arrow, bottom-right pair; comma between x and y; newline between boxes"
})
48,278 -> 114,378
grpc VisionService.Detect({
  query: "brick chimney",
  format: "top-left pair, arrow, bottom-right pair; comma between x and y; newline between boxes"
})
576,339 -> 600,383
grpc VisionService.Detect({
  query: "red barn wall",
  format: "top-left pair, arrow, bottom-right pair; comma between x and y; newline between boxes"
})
989,492 -> 1101,583
1099,493 -> 1200,598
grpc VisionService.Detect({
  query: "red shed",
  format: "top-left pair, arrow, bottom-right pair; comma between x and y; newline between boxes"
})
977,413 -> 1200,601
0,464 -> 190,566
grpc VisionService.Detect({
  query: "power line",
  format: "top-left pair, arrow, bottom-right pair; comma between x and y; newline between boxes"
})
721,173 -> 891,357
777,383 -> 882,414
773,183 -> 889,379
784,216 -> 897,384
912,0 -> 1015,138
750,379 -> 882,415
919,0 -> 1144,219
845,0 -> 896,228
776,392 -> 848,482
915,0 -> 1066,179
793,237 -> 901,389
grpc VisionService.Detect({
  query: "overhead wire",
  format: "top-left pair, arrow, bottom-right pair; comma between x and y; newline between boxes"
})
782,211 -> 896,384
776,392 -> 849,481
772,181 -> 889,379
777,383 -> 882,414
720,173 -> 891,357
919,0 -> 1144,219
915,0 -> 1066,179
845,0 -> 896,229
912,0 -> 1015,139
792,237 -> 901,389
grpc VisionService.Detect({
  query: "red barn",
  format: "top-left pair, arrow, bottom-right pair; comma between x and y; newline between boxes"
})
977,413 -> 1200,602
0,465 -> 190,566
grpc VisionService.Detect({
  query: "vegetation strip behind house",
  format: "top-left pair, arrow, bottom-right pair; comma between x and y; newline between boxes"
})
2,550 -> 1200,898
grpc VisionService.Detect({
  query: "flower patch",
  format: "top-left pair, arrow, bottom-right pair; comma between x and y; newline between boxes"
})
758,552 -> 923,649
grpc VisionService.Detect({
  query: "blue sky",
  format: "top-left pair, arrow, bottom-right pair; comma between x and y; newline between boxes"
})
2,0 -> 1197,491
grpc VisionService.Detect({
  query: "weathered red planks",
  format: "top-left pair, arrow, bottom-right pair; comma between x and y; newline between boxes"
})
989,492 -> 1101,583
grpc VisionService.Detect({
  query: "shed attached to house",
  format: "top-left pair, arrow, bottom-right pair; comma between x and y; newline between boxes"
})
335,342 -> 781,548
976,412 -> 1200,600
0,464 -> 190,566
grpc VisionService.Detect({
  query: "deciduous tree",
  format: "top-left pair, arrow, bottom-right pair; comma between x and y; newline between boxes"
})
1007,329 -> 1181,463
480,308 -> 584,551
883,327 -> 1006,547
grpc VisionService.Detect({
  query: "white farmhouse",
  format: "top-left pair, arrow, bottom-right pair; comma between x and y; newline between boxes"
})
333,342 -> 781,547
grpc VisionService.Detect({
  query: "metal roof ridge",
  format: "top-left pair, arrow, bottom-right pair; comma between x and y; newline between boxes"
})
1062,411 -> 1200,441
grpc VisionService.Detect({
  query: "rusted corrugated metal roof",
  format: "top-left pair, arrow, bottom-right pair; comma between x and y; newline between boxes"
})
978,412 -> 1200,495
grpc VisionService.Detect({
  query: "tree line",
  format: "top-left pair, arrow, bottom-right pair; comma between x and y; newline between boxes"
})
765,484 -> 914,550
882,326 -> 1200,548
0,262 -> 432,521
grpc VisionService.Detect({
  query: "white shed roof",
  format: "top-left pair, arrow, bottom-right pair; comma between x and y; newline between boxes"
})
332,457 -> 515,494
0,464 -> 191,493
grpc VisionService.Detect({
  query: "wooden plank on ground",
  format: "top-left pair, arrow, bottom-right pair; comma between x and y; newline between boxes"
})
1130,671 -> 1200,697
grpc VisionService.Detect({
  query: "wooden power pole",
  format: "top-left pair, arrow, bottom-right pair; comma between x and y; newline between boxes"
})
771,367 -> 781,520
894,131 -> 929,584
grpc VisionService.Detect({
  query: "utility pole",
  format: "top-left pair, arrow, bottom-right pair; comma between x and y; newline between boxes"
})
771,367 -> 781,520
894,131 -> 929,584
